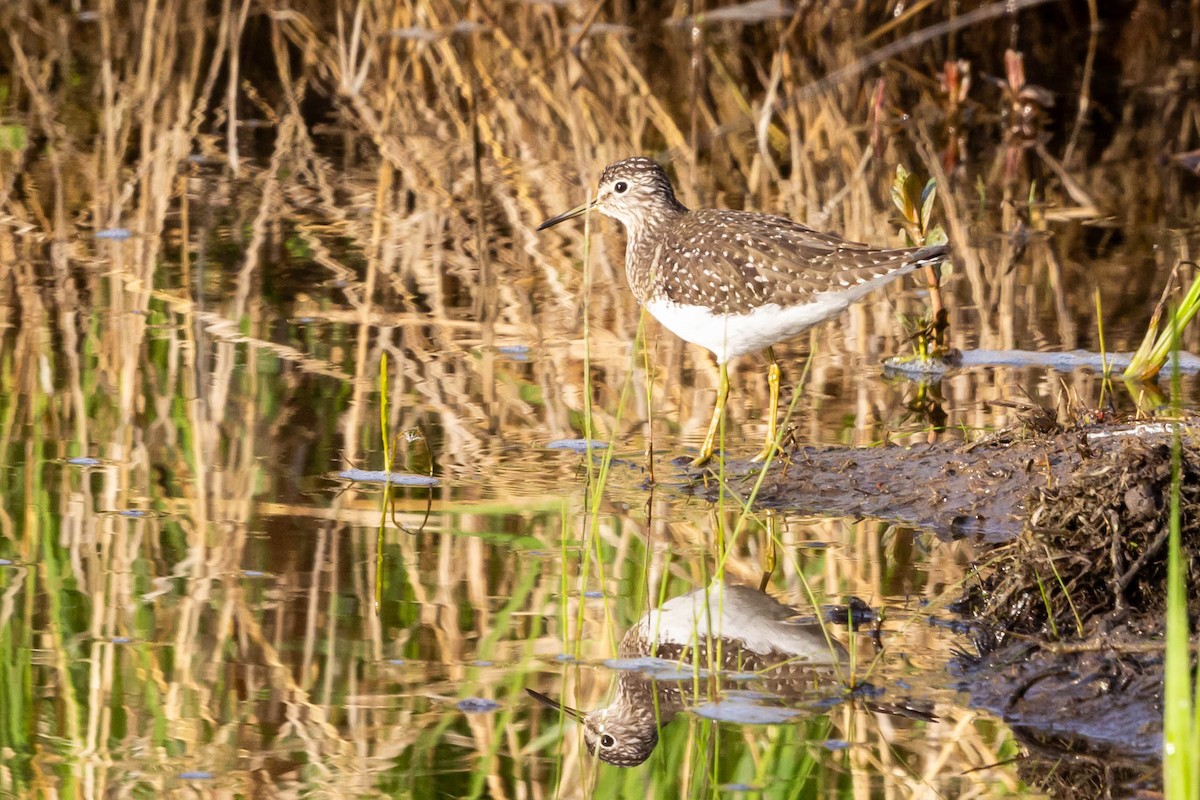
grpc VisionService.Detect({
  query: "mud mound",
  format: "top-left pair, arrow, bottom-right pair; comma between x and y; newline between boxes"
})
972,434 -> 1200,643
953,426 -> 1199,785
717,418 -> 1199,784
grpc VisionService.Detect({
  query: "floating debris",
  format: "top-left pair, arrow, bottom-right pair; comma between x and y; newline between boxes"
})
603,657 -> 708,681
179,772 -> 214,781
567,22 -> 633,37
336,469 -> 440,487
544,439 -> 608,452
385,26 -> 442,42
94,228 -> 132,240
963,348 -> 1200,374
456,697 -> 501,713
881,351 -> 958,378
65,456 -> 103,467
497,344 -> 532,361
693,700 -> 801,724
674,0 -> 792,26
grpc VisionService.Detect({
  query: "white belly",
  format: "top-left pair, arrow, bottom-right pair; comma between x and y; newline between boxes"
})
645,295 -> 851,363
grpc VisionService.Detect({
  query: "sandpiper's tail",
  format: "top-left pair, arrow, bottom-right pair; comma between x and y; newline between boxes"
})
908,242 -> 950,266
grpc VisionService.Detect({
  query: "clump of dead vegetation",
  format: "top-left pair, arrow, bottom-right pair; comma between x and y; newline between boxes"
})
964,426 -> 1200,648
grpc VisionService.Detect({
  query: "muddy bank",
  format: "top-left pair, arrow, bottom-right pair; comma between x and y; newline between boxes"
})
951,426 -> 1199,795
699,419 -> 1199,794
696,420 -> 1198,544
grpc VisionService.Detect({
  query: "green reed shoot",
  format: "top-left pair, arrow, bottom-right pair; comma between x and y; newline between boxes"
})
1163,307 -> 1198,800
1033,571 -> 1060,641
1043,542 -> 1083,638
1125,262 -> 1200,383
376,352 -> 391,609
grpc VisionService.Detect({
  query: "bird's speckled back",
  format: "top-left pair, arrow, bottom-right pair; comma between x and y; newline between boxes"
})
591,158 -> 948,315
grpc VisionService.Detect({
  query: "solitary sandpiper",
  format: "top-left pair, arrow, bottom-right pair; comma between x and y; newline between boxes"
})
527,582 -> 845,767
539,157 -> 950,465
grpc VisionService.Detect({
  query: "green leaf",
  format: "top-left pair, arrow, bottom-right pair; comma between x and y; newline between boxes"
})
0,124 -> 26,152
921,178 -> 938,228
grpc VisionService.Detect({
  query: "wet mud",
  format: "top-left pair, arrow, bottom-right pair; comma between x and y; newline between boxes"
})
698,420 -> 1195,543
699,417 -> 1199,794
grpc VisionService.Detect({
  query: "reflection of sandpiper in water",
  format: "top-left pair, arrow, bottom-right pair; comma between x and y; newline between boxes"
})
528,582 -> 847,767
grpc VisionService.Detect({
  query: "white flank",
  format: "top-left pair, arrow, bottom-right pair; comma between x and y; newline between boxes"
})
645,271 -> 915,362
631,583 -> 839,664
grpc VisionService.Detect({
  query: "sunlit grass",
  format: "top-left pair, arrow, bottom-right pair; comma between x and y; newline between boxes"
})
1125,264 -> 1200,383
1164,321 -> 1199,800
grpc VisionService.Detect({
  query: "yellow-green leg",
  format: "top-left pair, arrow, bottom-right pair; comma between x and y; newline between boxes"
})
758,532 -> 777,592
751,348 -> 781,462
691,361 -> 730,467
758,509 -> 779,590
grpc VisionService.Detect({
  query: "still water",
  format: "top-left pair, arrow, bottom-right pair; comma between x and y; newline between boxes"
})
3,1 -> 1199,798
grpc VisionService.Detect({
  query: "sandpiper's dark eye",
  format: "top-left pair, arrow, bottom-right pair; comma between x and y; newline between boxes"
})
600,734 -> 615,748
614,181 -> 628,194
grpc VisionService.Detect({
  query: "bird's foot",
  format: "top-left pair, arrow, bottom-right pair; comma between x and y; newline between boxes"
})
749,444 -> 774,463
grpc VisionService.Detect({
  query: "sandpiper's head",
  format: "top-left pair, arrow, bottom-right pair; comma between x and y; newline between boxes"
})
538,157 -> 687,234
526,688 -> 660,767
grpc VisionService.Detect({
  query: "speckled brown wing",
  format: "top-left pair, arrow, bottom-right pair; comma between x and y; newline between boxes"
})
650,209 -> 938,313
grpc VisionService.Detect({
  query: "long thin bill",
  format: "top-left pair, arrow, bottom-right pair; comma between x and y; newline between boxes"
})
537,201 -> 594,231
525,687 -> 585,722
